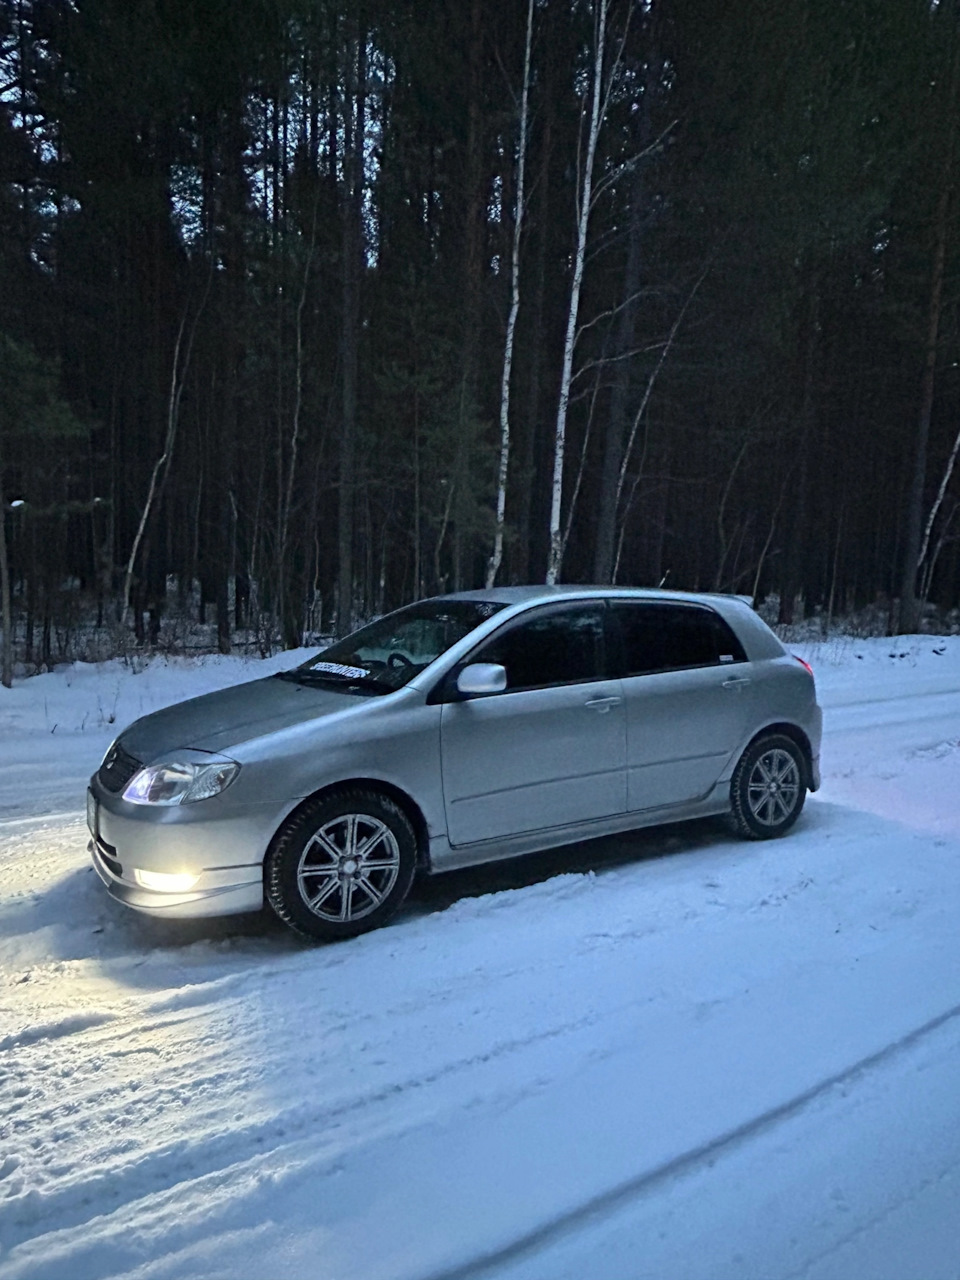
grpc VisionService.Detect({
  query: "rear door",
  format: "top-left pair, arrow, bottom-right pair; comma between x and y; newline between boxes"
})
440,602 -> 626,845
610,601 -> 754,812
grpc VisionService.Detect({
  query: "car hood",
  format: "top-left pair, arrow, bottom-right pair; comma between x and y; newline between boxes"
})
118,675 -> 368,761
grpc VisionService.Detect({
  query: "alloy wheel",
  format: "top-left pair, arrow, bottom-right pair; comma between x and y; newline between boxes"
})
745,747 -> 801,828
297,813 -> 401,922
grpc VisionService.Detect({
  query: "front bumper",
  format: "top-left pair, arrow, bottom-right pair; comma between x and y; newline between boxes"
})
86,782 -> 277,918
89,834 -> 263,917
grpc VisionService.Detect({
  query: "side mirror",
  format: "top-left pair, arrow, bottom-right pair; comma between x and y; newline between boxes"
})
456,662 -> 507,697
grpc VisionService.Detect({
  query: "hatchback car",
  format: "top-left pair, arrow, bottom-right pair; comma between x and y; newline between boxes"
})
87,587 -> 821,940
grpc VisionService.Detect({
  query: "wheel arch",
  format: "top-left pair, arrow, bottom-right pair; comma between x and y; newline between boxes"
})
266,778 -> 433,871
744,722 -> 815,791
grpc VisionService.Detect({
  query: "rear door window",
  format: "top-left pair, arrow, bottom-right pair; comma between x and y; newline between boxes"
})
611,602 -> 747,676
474,603 -> 606,691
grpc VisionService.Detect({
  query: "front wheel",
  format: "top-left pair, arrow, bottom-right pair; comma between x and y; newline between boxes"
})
265,788 -> 417,941
730,734 -> 806,839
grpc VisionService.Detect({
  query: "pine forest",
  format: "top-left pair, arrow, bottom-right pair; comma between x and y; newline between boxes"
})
3,0 -> 960,681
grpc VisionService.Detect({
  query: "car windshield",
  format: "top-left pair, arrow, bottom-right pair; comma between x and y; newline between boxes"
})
277,598 -> 506,695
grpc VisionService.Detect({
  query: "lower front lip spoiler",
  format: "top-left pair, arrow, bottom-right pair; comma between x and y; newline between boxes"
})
88,840 -> 264,918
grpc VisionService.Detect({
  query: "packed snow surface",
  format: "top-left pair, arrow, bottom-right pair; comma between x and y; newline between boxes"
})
2,635 -> 960,1278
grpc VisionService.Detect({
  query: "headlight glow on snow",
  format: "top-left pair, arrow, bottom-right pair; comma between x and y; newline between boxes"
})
122,754 -> 239,805
133,868 -> 200,892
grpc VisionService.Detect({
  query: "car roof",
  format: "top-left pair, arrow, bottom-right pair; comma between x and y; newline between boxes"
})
432,585 -> 751,609
402,585 -> 784,687
424,586 -> 786,666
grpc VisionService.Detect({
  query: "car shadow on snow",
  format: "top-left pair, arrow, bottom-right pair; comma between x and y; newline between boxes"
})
21,804 -> 837,972
378,798 -> 836,924
70,818 -> 732,954
404,814 -> 736,917
7,859 -> 296,964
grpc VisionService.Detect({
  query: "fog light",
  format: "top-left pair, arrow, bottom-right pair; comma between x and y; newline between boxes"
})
133,869 -> 200,893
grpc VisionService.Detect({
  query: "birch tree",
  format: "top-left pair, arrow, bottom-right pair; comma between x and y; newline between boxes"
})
545,0 -> 610,584
338,15 -> 367,637
486,0 -> 534,589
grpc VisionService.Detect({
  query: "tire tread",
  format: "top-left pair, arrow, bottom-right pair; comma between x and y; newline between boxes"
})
730,733 -> 806,841
265,786 -> 417,941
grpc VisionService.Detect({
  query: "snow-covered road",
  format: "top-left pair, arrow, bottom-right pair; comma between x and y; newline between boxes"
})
2,637 -> 960,1279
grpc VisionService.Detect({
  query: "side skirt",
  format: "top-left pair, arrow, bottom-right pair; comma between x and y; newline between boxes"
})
426,784 -> 732,874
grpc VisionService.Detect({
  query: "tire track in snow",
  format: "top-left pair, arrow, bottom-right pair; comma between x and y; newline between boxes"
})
778,1160 -> 960,1280
420,996 -> 960,1280
822,684 -> 960,710
0,999 -> 616,1253
0,1012 -> 117,1054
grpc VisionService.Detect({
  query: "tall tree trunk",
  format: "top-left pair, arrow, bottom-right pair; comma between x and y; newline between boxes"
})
122,309 -> 189,625
919,417 -> 960,578
610,267 -> 707,581
218,104 -> 246,655
337,14 -> 366,636
450,0 -> 486,592
898,41 -> 958,634
592,16 -> 661,583
593,170 -> 645,582
778,273 -> 819,625
487,0 -> 533,588
515,26 -> 555,584
278,209 -> 317,646
546,0 -> 609,584
898,180 -> 952,630
0,485 -> 13,688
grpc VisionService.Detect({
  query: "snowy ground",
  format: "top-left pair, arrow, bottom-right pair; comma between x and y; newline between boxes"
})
2,636 -> 960,1279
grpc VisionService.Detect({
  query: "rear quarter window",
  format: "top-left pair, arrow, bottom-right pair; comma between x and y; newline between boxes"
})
612,602 -> 747,676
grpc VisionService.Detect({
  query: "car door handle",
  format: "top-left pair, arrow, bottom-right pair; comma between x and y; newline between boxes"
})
585,695 -> 622,712
722,676 -> 752,690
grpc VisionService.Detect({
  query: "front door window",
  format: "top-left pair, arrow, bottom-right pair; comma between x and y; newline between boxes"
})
477,603 -> 606,689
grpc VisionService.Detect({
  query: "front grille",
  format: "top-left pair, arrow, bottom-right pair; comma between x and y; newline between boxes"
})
98,744 -> 142,795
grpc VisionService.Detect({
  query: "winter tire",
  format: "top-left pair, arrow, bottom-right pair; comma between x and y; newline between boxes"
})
730,734 -> 806,840
265,788 -> 417,941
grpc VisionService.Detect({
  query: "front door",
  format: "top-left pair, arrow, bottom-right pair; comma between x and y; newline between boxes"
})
440,603 -> 626,846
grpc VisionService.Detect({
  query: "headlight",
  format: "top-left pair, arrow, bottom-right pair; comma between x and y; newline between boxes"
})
122,751 -> 240,805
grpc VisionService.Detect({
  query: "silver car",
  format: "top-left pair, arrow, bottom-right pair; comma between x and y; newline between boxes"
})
87,587 -> 822,941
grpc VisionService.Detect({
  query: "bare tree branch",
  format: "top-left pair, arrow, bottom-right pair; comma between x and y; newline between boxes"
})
589,120 -> 677,209
918,417 -> 960,570
613,265 -> 709,515
122,271 -> 211,626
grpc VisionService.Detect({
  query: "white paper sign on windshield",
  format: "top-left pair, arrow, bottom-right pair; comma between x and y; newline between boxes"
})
310,661 -> 370,679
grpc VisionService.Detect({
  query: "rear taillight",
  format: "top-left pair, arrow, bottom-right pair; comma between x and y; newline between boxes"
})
794,655 -> 814,677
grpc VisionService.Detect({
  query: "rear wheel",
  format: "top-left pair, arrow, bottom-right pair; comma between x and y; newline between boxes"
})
265,788 -> 417,940
730,734 -> 806,839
